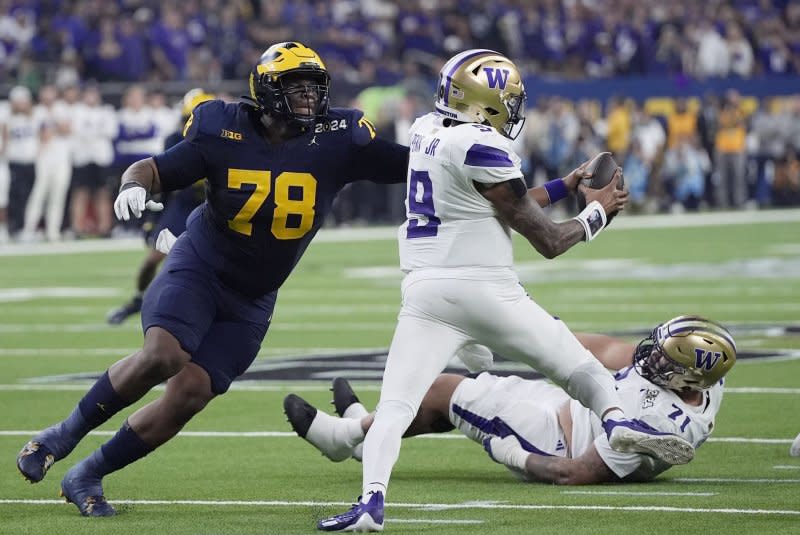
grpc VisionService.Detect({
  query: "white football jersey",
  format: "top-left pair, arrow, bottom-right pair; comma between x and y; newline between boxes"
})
570,366 -> 724,481
398,112 -> 525,273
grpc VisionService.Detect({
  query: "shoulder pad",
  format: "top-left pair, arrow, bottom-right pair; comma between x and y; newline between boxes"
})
450,124 -> 518,168
321,107 -> 377,146
182,100 -> 242,141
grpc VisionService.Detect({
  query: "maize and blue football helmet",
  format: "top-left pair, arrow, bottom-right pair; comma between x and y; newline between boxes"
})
249,41 -> 330,127
634,316 -> 737,392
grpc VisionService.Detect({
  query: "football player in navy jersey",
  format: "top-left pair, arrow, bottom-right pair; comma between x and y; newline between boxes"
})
16,42 -> 409,517
106,89 -> 215,325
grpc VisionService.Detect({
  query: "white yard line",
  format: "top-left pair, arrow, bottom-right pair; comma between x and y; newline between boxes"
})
773,465 -> 800,470
0,322 -> 398,333
0,430 -> 792,445
562,491 -> 716,496
1,383 -> 798,395
1,210 -> 799,258
674,478 -> 800,484
0,498 -> 797,515
725,387 -> 800,394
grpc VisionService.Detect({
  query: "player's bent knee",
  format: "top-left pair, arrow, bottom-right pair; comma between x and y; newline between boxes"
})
165,370 -> 215,421
140,327 -> 191,380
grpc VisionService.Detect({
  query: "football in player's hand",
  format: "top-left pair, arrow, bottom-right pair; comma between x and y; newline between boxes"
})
576,152 -> 624,223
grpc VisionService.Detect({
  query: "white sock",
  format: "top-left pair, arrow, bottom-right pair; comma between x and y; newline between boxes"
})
342,404 -> 369,462
335,414 -> 366,447
351,443 -> 364,462
362,482 -> 386,501
343,402 -> 369,420
361,400 -> 415,499
305,410 -> 366,461
566,360 -> 627,421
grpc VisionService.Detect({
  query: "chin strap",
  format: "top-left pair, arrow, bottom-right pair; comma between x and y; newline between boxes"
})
573,200 -> 607,241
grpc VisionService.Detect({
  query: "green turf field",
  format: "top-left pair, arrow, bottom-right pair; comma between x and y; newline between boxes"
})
1,211 -> 799,534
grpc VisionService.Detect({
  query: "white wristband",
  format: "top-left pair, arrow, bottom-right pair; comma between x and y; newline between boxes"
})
573,200 -> 607,241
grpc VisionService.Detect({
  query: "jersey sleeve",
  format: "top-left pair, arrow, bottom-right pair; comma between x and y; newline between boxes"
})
153,100 -> 221,192
458,129 -> 524,185
350,109 -> 378,147
345,109 -> 409,185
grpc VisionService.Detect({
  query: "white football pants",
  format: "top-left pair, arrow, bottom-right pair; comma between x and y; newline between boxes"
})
362,270 -> 622,493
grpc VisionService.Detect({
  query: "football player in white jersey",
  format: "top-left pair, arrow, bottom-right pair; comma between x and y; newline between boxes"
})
287,316 -> 736,484
319,49 -> 693,532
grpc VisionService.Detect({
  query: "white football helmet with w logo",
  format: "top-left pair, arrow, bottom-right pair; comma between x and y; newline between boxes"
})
634,316 -> 737,392
435,49 -> 526,140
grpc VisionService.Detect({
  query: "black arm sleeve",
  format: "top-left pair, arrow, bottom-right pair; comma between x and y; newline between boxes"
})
152,139 -> 208,192
348,137 -> 409,185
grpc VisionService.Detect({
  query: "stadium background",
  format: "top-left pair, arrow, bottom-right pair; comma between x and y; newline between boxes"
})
2,0 -> 800,241
1,1 -> 799,533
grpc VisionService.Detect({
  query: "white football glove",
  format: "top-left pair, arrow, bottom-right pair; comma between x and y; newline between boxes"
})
483,435 -> 529,471
114,185 -> 164,221
155,229 -> 178,254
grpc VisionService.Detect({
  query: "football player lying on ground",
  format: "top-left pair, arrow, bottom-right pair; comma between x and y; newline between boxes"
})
285,316 -> 736,484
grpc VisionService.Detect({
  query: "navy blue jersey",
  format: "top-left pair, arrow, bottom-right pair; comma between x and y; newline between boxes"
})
153,100 -> 408,296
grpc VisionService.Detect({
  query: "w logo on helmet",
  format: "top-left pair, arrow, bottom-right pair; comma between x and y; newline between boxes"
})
484,68 -> 510,89
694,348 -> 722,370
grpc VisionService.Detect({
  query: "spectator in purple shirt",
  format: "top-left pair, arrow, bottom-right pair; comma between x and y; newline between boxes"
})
149,6 -> 190,80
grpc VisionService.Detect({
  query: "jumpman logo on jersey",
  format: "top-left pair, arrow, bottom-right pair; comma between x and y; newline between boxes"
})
308,135 -> 319,146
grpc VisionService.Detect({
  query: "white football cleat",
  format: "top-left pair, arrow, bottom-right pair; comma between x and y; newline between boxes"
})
604,418 -> 694,465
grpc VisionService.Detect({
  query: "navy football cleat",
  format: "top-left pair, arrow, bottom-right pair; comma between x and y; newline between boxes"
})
60,462 -> 116,517
106,295 -> 143,325
331,377 -> 360,417
17,423 -> 81,483
604,418 -> 694,465
318,491 -> 384,532
17,441 -> 55,483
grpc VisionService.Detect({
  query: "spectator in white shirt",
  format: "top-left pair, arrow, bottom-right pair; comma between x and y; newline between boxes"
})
70,85 -> 119,236
22,85 -> 72,241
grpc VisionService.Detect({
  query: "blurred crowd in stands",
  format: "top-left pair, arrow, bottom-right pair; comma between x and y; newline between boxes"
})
0,0 -> 799,242
3,0 -> 800,87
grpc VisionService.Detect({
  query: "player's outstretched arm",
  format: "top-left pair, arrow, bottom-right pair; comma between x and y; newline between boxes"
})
573,333 -> 637,371
480,180 -> 587,258
484,435 -> 618,485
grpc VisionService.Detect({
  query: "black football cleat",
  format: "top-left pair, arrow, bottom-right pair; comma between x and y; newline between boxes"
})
106,295 -> 143,325
283,394 -> 316,438
330,377 -> 360,418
